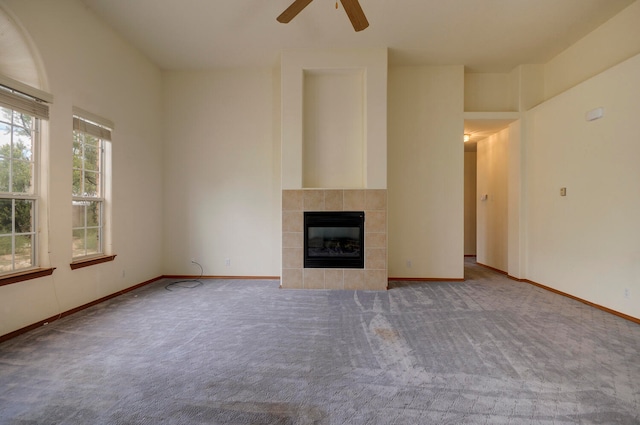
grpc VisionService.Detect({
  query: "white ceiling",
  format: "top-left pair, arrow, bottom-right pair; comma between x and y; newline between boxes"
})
80,0 -> 634,72
79,0 -> 634,146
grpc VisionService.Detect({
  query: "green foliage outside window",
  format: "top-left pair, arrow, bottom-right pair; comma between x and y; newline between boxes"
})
72,126 -> 103,258
0,107 -> 35,272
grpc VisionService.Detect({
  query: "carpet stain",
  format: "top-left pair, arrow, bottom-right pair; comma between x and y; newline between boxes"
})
373,327 -> 400,341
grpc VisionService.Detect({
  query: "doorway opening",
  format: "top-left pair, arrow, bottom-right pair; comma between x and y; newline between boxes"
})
463,118 -> 517,272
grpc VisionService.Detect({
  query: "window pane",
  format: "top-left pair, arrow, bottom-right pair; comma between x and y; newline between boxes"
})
72,228 -> 85,257
84,145 -> 100,172
0,235 -> 12,272
72,169 -> 82,196
14,234 -> 33,269
0,157 -> 9,192
73,130 -> 83,147
0,106 -> 11,124
0,122 -> 10,157
13,126 -> 32,160
72,118 -> 108,260
0,199 -> 11,234
13,111 -> 32,132
84,134 -> 99,148
14,199 -> 33,233
0,106 -> 38,274
72,146 -> 82,168
11,159 -> 33,194
87,201 -> 101,227
72,201 -> 85,228
84,171 -> 99,196
86,227 -> 100,256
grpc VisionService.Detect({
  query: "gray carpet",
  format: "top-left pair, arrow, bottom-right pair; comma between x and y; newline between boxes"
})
1,259 -> 639,424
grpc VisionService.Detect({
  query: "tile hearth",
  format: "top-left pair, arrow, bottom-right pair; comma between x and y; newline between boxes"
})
281,189 -> 387,290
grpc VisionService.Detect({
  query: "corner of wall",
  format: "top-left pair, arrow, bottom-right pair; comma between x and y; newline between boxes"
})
543,0 -> 640,99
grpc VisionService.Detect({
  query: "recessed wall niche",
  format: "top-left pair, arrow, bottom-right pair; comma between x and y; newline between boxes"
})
280,48 -> 386,190
303,69 -> 364,188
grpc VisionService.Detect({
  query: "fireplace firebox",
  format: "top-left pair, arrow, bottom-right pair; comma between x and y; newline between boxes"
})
304,211 -> 365,269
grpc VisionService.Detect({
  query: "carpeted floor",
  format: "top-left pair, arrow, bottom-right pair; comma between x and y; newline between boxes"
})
1,260 -> 639,424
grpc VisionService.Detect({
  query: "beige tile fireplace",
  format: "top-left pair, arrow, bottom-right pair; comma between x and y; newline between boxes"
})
281,189 -> 387,290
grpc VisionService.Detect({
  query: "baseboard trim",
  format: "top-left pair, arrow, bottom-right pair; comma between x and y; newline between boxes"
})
470,262 -> 638,325
5,269 -> 634,344
0,276 -> 163,344
476,262 -> 508,275
507,275 -> 640,325
388,277 -> 465,282
162,275 -> 280,280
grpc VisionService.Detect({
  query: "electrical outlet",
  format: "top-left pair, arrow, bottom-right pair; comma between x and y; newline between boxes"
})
624,288 -> 630,299
121,270 -> 125,279
225,258 -> 231,267
406,260 -> 412,268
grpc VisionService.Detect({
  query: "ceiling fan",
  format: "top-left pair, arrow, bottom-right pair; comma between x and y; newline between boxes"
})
277,0 -> 369,32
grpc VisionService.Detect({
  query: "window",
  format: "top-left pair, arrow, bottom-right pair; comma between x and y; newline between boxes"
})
0,83 -> 48,274
72,113 -> 111,260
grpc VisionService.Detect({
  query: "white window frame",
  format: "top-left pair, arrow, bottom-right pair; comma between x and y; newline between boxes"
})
0,84 -> 45,275
71,111 -> 112,260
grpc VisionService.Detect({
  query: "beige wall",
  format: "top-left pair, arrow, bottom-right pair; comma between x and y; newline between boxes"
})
464,65 -> 545,114
464,73 -> 514,112
0,6 -> 41,88
544,1 -> 640,99
0,0 -> 164,337
388,66 -> 464,279
509,65 -> 545,112
506,120 -> 523,278
464,152 -> 477,256
303,70 -> 364,188
162,69 -> 281,276
524,51 -> 640,319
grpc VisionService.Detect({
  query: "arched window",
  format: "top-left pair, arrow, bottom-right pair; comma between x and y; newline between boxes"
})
0,6 -> 53,282
0,6 -> 44,90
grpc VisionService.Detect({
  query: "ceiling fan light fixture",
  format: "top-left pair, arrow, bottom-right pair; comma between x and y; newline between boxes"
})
277,0 -> 369,32
276,0 -> 314,23
340,0 -> 369,32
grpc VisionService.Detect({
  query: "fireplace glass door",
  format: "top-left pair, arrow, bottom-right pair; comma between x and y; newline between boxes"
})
304,211 -> 364,269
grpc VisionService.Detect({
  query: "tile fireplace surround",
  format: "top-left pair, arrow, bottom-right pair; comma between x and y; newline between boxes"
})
282,189 -> 387,290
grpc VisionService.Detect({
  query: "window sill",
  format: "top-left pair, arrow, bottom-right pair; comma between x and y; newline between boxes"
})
0,267 -> 56,287
70,254 -> 117,270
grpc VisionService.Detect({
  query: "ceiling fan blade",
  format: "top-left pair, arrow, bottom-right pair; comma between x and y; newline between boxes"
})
340,0 -> 369,32
277,0 -> 314,23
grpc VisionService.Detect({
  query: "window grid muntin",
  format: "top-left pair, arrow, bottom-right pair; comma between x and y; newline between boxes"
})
0,197 -> 36,271
0,105 -> 36,196
72,131 -> 103,197
0,100 -> 38,274
72,121 -> 105,259
71,200 -> 103,258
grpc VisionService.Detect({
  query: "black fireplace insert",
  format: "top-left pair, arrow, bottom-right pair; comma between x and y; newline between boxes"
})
304,211 -> 365,269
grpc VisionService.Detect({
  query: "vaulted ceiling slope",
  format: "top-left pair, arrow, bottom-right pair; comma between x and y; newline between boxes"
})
80,0 -> 635,71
